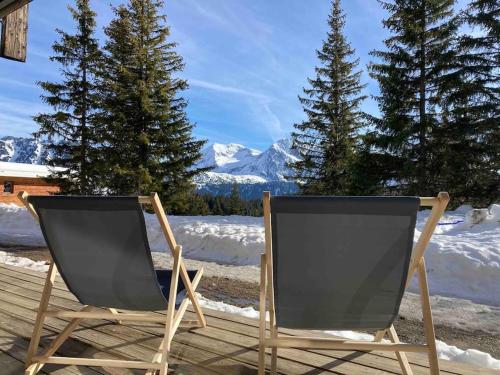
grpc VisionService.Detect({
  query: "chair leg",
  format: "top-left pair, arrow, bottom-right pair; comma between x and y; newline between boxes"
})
269,315 -> 277,375
387,325 -> 413,375
147,335 -> 168,375
258,254 -> 267,375
418,259 -> 440,375
25,262 -> 57,371
159,245 -> 182,375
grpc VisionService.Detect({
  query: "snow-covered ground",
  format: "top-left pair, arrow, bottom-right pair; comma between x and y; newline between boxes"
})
2,202 -> 498,305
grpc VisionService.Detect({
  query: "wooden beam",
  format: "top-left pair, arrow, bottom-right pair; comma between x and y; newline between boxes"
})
31,356 -> 162,370
43,310 -> 169,323
0,3 -> 28,62
0,0 -> 30,18
265,337 -> 429,352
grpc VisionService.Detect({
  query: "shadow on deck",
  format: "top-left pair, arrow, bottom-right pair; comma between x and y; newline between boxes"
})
0,263 -> 491,374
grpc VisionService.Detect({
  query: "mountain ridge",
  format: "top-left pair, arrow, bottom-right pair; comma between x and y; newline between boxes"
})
0,135 -> 299,198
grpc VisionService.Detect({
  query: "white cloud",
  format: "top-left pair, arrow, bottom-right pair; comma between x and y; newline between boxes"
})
190,78 -> 269,100
0,78 -> 38,89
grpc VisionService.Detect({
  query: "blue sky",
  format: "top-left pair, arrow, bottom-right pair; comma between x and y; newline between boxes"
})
0,0 -> 467,150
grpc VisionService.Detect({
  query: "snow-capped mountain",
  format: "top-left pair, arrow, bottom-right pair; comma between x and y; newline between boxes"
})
197,143 -> 262,170
194,138 -> 299,198
0,135 -> 299,198
197,138 -> 299,183
0,136 -> 49,164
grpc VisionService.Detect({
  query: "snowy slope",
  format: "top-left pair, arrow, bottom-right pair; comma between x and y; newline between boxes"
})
1,203 -> 498,306
0,136 -> 49,164
195,171 -> 267,185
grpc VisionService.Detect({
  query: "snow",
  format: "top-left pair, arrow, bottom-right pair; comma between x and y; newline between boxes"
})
436,341 -> 500,370
198,294 -> 500,370
0,251 -> 49,272
146,214 -> 264,265
0,161 -> 64,178
195,171 -> 267,186
197,143 -> 262,170
406,205 -> 500,305
1,202 -> 499,305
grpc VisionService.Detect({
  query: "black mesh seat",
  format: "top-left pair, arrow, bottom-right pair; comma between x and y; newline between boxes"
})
270,196 -> 419,330
28,195 -> 197,311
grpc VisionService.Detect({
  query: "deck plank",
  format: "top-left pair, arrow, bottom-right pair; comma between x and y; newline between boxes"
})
0,263 -> 490,374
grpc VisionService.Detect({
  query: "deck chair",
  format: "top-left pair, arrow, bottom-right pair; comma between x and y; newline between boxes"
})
259,192 -> 450,375
18,191 -> 207,375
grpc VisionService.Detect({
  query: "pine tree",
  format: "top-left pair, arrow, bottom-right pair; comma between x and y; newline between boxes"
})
100,0 -> 208,211
228,183 -> 243,215
290,0 -> 366,195
367,0 -> 459,196
437,0 -> 499,206
34,0 -> 103,194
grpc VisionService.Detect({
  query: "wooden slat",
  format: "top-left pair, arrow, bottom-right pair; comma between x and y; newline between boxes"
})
0,263 -> 479,375
0,263 -> 487,374
0,272 -> 380,374
0,3 -> 28,62
0,278 -> 241,374
0,263 -> 495,375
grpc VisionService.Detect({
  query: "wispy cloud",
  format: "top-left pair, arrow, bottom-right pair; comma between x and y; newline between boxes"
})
250,98 -> 285,140
0,78 -> 38,89
190,79 -> 269,99
0,96 -> 49,137
189,78 -> 284,139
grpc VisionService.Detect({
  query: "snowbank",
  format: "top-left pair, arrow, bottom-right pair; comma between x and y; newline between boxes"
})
407,205 -> 500,305
0,203 -> 498,305
0,250 -> 49,272
198,295 -> 500,370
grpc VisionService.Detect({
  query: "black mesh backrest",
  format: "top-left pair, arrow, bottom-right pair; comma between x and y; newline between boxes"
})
28,196 -> 168,311
270,196 -> 419,330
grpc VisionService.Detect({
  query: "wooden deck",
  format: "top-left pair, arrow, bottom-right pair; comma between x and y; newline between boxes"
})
0,263 -> 492,375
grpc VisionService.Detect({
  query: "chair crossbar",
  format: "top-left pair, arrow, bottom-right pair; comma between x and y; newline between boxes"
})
43,310 -> 169,322
32,356 -> 162,370
265,337 -> 429,352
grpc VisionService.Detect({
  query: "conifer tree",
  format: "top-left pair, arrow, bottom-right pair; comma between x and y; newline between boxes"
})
228,183 -> 243,215
290,0 -> 366,195
437,0 -> 499,205
100,0 -> 208,212
367,0 -> 459,196
34,0 -> 102,194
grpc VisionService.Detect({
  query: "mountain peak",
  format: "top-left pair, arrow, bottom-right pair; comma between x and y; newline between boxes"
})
197,138 -> 299,182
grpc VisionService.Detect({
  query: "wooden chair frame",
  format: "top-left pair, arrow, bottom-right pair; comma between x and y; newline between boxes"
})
258,191 -> 450,375
18,191 -> 207,375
